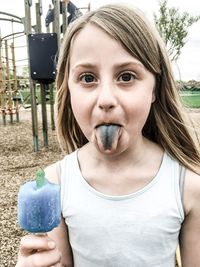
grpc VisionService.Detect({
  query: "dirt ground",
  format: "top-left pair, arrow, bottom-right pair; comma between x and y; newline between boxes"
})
0,106 -> 64,267
0,106 -> 199,267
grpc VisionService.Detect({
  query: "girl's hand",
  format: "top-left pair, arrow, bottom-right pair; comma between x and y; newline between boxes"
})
16,234 -> 62,267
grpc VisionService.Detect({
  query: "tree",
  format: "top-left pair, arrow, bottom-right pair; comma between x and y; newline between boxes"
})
154,0 -> 200,61
22,66 -> 29,78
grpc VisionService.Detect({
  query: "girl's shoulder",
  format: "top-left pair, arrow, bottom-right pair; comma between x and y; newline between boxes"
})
179,169 -> 200,265
44,151 -> 77,185
183,168 -> 200,216
44,162 -> 60,184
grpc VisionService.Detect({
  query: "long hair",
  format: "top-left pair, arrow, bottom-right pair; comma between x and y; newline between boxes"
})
56,4 -> 200,173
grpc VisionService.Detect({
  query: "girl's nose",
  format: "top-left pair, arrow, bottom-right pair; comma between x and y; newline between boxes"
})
97,84 -> 118,111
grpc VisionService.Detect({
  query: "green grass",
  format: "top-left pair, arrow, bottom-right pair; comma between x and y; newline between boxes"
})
25,90 -> 199,109
180,91 -> 200,108
1,89 -> 200,108
20,89 -> 199,108
22,90 -> 40,102
19,88 -> 55,105
21,89 -> 200,108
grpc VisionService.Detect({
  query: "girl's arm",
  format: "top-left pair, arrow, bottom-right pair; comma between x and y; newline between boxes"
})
47,216 -> 74,266
179,169 -> 200,267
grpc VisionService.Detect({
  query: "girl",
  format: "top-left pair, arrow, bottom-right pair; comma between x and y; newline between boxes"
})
16,4 -> 200,267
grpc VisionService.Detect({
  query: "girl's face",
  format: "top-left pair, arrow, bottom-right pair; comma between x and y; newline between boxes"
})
68,24 -> 156,155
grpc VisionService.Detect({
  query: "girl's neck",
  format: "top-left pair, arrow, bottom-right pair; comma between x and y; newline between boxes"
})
79,136 -> 162,168
77,137 -> 164,196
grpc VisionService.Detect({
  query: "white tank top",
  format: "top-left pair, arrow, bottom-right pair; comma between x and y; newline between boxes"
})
59,150 -> 184,267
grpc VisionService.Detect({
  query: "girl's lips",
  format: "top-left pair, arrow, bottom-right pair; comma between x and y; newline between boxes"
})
95,123 -> 122,129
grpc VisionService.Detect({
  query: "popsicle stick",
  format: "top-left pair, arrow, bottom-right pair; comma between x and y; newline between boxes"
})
35,233 -> 47,236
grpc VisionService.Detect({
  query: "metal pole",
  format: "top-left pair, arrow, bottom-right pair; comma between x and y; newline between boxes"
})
35,2 -> 42,33
40,83 -> 49,148
11,19 -> 19,123
52,0 -> 62,131
36,1 -> 49,148
5,40 -> 13,123
0,38 -> 6,125
53,0 -> 61,51
61,1 -> 67,35
11,41 -> 19,122
49,83 -> 55,130
88,2 -> 91,12
0,11 -> 22,21
45,10 -> 55,132
24,0 -> 39,151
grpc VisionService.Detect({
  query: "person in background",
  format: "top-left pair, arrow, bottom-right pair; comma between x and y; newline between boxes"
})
45,0 -> 82,29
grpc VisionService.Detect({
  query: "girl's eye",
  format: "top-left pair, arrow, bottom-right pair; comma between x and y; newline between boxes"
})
118,72 -> 135,82
80,74 -> 96,83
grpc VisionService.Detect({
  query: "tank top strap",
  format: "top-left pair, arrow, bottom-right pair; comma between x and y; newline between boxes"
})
179,164 -> 186,213
58,150 -> 78,210
55,160 -> 62,185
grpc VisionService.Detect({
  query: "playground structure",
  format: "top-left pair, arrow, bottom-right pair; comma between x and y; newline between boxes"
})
0,14 -> 25,125
0,0 -> 90,151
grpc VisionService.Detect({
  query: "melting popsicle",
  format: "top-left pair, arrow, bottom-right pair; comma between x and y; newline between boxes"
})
18,169 -> 61,233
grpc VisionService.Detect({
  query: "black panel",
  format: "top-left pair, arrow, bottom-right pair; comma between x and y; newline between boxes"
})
28,33 -> 58,83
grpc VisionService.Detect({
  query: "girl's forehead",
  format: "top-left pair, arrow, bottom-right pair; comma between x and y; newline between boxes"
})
69,24 -> 143,67
72,23 -> 109,45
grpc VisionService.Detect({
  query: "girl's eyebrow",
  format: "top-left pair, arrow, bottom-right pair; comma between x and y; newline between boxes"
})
113,61 -> 145,70
72,63 -> 96,72
71,61 -> 145,72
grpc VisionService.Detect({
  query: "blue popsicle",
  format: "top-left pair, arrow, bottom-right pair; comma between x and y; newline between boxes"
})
18,169 -> 61,233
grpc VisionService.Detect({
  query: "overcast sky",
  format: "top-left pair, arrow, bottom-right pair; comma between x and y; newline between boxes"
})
0,0 -> 200,81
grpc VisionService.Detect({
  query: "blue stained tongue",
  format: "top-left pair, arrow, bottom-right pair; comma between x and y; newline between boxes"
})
96,124 -> 121,151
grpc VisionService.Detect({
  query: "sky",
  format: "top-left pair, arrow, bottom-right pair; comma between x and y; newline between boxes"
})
0,0 -> 200,81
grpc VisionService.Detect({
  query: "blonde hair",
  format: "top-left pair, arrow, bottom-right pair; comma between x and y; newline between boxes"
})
56,4 -> 200,173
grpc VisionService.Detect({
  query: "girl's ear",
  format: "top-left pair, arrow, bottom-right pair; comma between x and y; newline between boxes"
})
151,88 -> 156,103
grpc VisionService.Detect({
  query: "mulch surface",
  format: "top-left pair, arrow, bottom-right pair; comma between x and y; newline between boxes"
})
0,107 -> 64,267
0,107 -> 199,266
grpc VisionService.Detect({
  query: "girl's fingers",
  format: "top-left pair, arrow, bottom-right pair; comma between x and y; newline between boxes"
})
50,264 -> 62,267
17,234 -> 62,267
19,235 -> 56,256
30,249 -> 62,267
